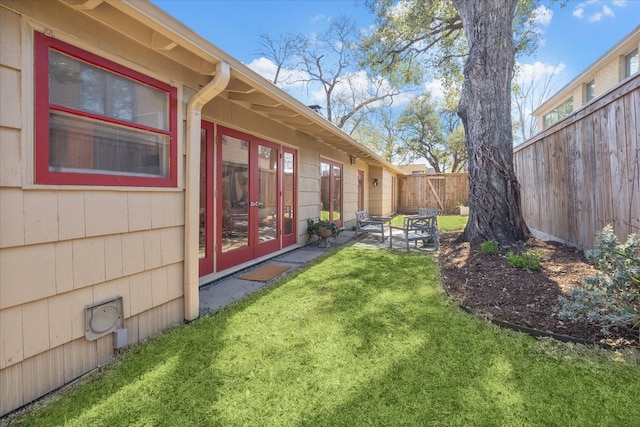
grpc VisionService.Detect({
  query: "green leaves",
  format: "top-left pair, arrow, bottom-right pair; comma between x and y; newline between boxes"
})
480,239 -> 500,255
559,225 -> 640,335
506,250 -> 542,270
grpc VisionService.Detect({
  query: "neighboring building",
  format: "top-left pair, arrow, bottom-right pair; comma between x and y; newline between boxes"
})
532,25 -> 640,132
0,0 -> 402,415
398,164 -> 437,175
399,164 -> 427,175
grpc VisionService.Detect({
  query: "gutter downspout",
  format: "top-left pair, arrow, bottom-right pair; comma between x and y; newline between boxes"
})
184,61 -> 230,321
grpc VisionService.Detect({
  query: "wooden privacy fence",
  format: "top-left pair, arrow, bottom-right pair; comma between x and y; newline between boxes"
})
397,173 -> 469,213
514,73 -> 640,249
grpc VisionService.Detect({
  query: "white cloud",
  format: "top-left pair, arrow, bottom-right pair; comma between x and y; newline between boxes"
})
573,1 -> 621,22
573,7 -> 585,19
247,57 -> 309,89
514,61 -> 565,86
425,79 -> 445,101
247,57 -> 278,81
388,0 -> 411,20
532,6 -> 553,27
589,12 -> 603,22
391,91 -> 417,107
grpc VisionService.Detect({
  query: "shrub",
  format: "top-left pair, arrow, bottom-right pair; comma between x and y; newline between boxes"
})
480,239 -> 500,255
506,250 -> 542,270
558,224 -> 640,335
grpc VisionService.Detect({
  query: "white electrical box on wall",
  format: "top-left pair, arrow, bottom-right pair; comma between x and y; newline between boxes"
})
113,328 -> 129,349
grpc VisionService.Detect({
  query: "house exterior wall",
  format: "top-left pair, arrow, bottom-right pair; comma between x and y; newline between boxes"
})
366,165 -> 396,217
381,169 -> 396,215
0,1 -> 399,415
595,58 -> 621,97
0,2 -> 191,415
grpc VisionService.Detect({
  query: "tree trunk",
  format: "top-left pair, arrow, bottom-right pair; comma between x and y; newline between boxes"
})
452,0 -> 529,246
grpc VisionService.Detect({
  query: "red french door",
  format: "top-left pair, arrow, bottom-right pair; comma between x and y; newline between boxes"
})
216,127 -> 281,271
200,125 -> 297,276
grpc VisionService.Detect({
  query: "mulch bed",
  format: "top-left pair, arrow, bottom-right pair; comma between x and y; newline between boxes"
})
438,232 -> 638,348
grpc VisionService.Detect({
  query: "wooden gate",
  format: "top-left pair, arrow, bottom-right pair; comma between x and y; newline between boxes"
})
398,173 -> 469,213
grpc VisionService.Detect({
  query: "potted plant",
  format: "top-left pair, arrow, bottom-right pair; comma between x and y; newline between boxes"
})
307,218 -> 342,247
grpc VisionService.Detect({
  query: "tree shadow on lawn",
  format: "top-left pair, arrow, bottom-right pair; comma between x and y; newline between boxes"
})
15,247 -> 640,426
291,248 -> 639,426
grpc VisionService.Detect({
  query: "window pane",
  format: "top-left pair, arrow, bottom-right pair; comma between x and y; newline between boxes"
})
332,164 -> 341,221
544,111 -> 557,129
199,129 -> 207,259
559,98 -> 572,118
133,83 -> 169,130
221,136 -> 249,253
49,112 -> 169,177
586,81 -> 595,102
283,152 -> 294,236
81,68 -> 107,115
320,162 -> 331,220
258,145 -> 277,244
49,50 -> 168,130
110,75 -> 134,121
626,49 -> 638,78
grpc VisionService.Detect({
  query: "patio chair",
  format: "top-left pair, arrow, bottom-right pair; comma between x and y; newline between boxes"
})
418,207 -> 438,232
355,210 -> 391,242
389,214 -> 439,251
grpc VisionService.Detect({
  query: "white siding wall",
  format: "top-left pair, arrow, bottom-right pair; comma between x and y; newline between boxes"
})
0,3 -> 187,415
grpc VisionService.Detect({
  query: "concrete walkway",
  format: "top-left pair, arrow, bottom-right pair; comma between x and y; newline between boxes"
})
199,230 -> 378,314
198,229 -> 437,315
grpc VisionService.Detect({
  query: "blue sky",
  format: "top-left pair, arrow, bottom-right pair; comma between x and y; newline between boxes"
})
152,0 -> 639,106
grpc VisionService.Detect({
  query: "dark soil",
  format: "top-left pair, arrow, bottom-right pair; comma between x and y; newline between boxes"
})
438,232 -> 638,348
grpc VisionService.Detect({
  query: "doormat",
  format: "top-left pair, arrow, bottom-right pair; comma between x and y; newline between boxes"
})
239,264 -> 291,282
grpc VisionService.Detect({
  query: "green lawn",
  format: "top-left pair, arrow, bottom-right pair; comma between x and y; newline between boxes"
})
15,247 -> 640,426
391,213 -> 468,232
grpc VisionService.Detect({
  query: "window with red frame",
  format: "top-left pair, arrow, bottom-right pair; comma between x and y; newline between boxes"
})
34,32 -> 177,186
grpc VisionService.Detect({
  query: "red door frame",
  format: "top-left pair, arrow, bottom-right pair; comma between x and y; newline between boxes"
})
198,120 -> 214,276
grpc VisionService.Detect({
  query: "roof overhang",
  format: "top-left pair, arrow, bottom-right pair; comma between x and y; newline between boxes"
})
59,0 -> 402,173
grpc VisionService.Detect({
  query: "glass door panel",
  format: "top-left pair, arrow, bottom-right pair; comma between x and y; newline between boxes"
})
358,170 -> 364,211
282,149 -> 296,247
321,162 -> 331,221
333,164 -> 342,226
199,130 -> 207,259
199,121 -> 214,276
320,159 -> 343,227
220,135 -> 249,254
255,142 -> 280,257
